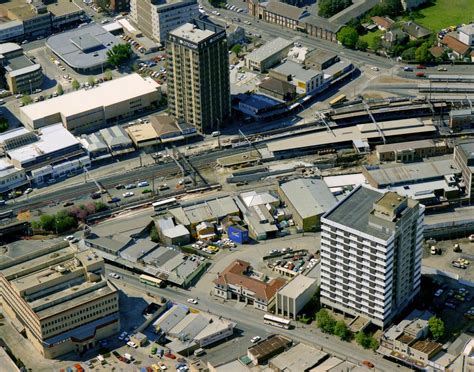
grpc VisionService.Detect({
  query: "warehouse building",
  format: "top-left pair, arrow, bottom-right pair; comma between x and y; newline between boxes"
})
245,37 -> 293,72
46,23 -> 122,74
0,245 -> 120,358
0,42 -> 42,94
269,343 -> 328,371
278,178 -> 337,232
247,334 -> 293,365
100,126 -> 134,156
376,139 -> 449,162
20,74 -> 160,134
79,133 -> 111,162
155,217 -> 190,246
275,275 -> 318,320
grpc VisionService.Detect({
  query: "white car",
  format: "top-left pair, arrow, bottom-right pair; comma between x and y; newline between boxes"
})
137,181 -> 149,187
250,336 -> 261,343
127,341 -> 138,348
187,298 -> 198,304
64,235 -> 75,242
108,272 -> 120,279
370,66 -> 379,71
24,188 -> 33,194
123,192 -> 134,198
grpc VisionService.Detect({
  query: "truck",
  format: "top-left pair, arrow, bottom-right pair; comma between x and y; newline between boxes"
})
124,353 -> 134,362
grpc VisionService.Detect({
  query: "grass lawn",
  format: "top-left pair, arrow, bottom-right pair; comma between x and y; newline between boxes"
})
359,29 -> 383,49
414,0 -> 474,31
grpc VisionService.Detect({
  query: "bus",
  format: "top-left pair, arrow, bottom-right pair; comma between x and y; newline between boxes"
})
139,274 -> 164,288
152,197 -> 177,212
263,314 -> 292,329
329,94 -> 347,107
0,210 -> 14,220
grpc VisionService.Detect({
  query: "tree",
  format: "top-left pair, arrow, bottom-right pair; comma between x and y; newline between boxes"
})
150,225 -> 160,243
39,214 -> 55,231
104,69 -> 113,81
0,118 -> 9,133
106,44 -> 133,67
415,42 -> 433,63
88,76 -> 95,87
355,331 -> 372,349
356,39 -> 368,51
72,79 -> 80,90
369,36 -> 382,52
94,202 -> 109,212
401,47 -> 416,61
21,95 -> 32,105
428,316 -> 445,340
95,0 -> 110,12
370,337 -> 379,351
57,83 -> 63,96
316,309 -> 336,334
231,44 -> 242,57
55,210 -> 77,233
334,320 -> 351,341
319,0 -> 352,18
337,26 -> 359,49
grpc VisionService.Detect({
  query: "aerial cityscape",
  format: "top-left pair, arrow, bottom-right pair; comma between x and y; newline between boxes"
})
0,0 -> 472,371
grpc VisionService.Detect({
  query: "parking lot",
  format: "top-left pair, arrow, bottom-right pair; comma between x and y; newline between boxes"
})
422,237 -> 474,282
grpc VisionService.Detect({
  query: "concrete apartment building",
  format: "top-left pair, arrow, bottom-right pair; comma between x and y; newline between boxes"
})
0,245 -> 120,358
0,43 -> 42,94
320,186 -> 424,328
20,74 -> 160,134
167,20 -> 230,134
453,141 -> 474,200
275,275 -> 318,320
130,0 -> 199,43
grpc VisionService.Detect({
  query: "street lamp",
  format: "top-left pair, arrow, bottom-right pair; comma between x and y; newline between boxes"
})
28,79 -> 32,95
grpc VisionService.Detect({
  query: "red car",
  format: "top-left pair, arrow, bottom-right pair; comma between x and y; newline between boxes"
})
362,360 -> 375,369
165,352 -> 176,359
416,65 -> 426,69
416,72 -> 425,78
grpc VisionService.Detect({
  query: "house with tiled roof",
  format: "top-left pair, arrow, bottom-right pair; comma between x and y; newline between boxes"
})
441,34 -> 471,58
371,16 -> 394,31
213,260 -> 286,311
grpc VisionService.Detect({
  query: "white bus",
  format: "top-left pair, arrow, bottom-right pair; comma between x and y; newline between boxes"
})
152,197 -> 177,212
139,274 -> 164,288
263,314 -> 292,329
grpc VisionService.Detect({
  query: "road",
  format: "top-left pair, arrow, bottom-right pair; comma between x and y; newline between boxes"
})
200,0 -> 396,70
106,264 -> 410,371
3,147 -> 248,213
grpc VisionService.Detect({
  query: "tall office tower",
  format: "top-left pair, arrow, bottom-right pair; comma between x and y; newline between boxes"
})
320,185 -> 424,328
130,0 -> 199,43
167,19 -> 230,134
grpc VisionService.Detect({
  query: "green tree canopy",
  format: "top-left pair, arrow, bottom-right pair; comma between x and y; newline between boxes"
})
355,39 -> 368,51
319,0 -> 352,18
428,316 -> 445,340
355,331 -> 372,348
57,83 -> 63,95
337,26 -> 359,49
415,42 -> 434,63
39,214 -> 55,232
71,79 -> 80,90
107,44 -> 133,67
0,118 -> 9,133
316,309 -> 336,334
231,44 -> 242,57
104,69 -> 113,81
21,95 -> 32,105
401,47 -> 416,61
334,320 -> 351,341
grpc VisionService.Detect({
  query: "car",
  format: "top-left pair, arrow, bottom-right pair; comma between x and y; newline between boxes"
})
24,187 -> 33,194
370,67 -> 379,71
115,184 -> 125,190
164,352 -> 176,359
109,272 -> 120,279
137,181 -> 149,187
125,183 -> 136,189
91,192 -> 101,199
63,201 -> 74,207
187,298 -> 198,304
34,88 -> 42,93
127,341 -> 138,348
64,235 -> 75,242
15,94 -> 23,99
108,197 -> 121,203
251,336 -> 261,343
437,66 -> 447,71
416,65 -> 426,69
403,66 -> 413,72
123,192 -> 134,198
362,360 -> 375,369
445,302 -> 457,309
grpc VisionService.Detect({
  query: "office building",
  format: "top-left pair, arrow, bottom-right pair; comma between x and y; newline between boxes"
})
0,246 -> 120,358
320,186 -> 424,328
0,43 -> 42,94
453,141 -> 474,200
167,20 -> 230,134
130,0 -> 199,43
244,37 -> 293,72
275,275 -> 318,320
20,74 -> 160,133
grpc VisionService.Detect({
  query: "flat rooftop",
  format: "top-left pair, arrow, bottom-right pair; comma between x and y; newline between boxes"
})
278,274 -> 317,297
376,139 -> 440,153
21,74 -> 159,121
272,60 -> 321,81
323,185 -> 393,240
270,343 -> 327,371
248,334 -> 292,360
246,37 -> 293,62
47,0 -> 83,16
169,22 -> 215,43
46,23 -> 121,69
